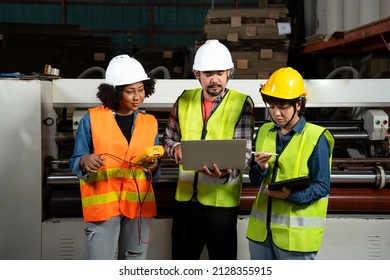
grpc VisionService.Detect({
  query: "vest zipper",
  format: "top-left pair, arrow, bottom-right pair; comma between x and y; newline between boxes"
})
267,158 -> 279,235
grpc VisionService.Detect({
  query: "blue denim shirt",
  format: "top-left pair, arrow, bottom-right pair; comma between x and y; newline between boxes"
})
249,117 -> 331,205
69,110 -> 161,182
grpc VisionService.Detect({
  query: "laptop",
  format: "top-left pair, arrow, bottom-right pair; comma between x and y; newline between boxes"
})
180,139 -> 247,171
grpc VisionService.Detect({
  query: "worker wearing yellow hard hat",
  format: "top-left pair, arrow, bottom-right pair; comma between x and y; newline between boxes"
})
260,67 -> 307,128
247,67 -> 335,260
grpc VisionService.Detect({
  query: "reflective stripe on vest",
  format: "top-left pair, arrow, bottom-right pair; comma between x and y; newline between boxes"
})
176,89 -> 250,207
246,122 -> 335,252
80,106 -> 158,222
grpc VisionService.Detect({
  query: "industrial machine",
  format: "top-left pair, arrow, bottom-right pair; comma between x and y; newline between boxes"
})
1,78 -> 390,260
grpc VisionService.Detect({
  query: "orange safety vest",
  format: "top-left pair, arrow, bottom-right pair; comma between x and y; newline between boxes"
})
79,106 -> 158,222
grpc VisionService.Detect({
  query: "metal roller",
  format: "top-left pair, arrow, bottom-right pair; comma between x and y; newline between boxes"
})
331,131 -> 369,140
328,188 -> 390,214
47,167 -> 390,187
45,157 -> 390,216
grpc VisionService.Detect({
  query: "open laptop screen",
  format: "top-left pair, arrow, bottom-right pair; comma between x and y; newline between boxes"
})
180,139 -> 247,171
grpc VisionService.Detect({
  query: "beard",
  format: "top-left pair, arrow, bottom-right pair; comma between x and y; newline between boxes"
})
206,84 -> 223,96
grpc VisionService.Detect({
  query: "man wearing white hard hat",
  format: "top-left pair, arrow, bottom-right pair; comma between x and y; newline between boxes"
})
162,40 -> 255,260
69,54 -> 161,260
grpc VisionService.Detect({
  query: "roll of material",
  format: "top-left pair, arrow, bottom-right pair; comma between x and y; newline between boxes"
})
380,0 -> 390,19
304,0 -> 317,37
325,0 -> 343,34
316,0 -> 327,35
44,64 -> 52,74
51,68 -> 60,76
44,64 -> 60,76
360,0 -> 380,26
343,0 -> 360,30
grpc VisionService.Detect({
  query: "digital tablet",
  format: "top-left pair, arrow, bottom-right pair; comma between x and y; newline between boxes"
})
181,139 -> 247,171
268,176 -> 310,191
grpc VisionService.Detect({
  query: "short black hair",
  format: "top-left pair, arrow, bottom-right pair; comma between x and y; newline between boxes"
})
262,94 -> 306,116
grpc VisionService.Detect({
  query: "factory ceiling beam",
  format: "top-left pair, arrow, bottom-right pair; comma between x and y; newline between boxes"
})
301,16 -> 390,55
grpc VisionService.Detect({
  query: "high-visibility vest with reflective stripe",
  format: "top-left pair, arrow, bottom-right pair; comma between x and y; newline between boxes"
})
176,88 -> 252,207
246,121 -> 335,252
79,106 -> 158,222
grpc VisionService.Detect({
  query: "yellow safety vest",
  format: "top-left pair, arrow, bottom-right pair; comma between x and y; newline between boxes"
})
176,88 -> 252,207
246,121 -> 335,252
79,106 -> 158,222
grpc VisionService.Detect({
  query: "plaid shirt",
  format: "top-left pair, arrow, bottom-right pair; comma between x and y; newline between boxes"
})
162,88 -> 255,179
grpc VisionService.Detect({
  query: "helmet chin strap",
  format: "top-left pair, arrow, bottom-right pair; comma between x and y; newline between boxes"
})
267,104 -> 298,129
283,109 -> 298,128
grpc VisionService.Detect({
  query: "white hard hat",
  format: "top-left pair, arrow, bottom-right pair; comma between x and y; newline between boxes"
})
105,54 -> 149,86
193,40 -> 234,71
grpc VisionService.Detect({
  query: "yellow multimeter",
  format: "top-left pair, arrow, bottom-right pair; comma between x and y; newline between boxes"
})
130,145 -> 165,164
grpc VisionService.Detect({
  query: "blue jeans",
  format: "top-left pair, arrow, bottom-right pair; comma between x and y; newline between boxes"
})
248,236 -> 317,260
84,215 -> 153,260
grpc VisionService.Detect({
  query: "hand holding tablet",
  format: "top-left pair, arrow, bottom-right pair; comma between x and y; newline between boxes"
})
268,176 -> 310,191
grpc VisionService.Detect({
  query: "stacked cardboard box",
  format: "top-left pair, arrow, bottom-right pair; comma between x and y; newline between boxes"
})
201,8 -> 290,79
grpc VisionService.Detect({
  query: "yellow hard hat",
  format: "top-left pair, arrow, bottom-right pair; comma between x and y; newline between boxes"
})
260,67 -> 306,100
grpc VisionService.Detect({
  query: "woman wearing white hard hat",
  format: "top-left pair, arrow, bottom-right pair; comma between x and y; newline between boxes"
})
69,54 -> 160,260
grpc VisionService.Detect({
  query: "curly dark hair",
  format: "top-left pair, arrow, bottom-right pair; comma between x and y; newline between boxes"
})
96,77 -> 156,111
